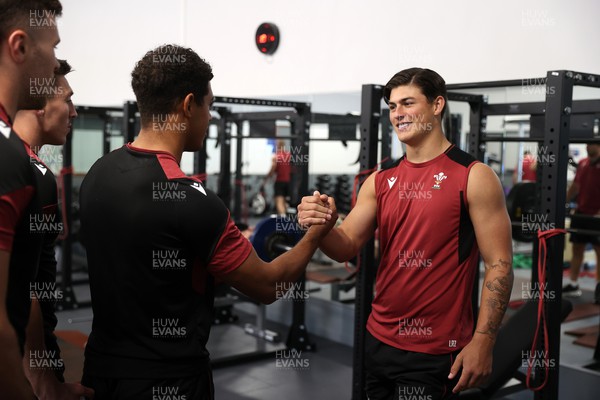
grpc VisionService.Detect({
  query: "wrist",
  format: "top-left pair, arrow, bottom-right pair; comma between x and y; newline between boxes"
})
472,331 -> 497,346
29,369 -> 60,399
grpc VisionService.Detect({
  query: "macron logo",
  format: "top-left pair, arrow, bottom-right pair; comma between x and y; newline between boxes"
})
0,121 -> 10,139
387,177 -> 397,189
190,182 -> 207,196
34,163 -> 48,176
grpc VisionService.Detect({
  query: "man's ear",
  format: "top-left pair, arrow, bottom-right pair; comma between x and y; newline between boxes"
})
32,109 -> 45,125
6,30 -> 29,63
182,93 -> 195,118
433,95 -> 445,117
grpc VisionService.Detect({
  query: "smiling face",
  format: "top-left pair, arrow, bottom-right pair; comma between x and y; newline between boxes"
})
387,84 -> 445,146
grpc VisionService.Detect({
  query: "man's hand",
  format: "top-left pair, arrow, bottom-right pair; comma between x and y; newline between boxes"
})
448,335 -> 494,393
306,194 -> 338,239
298,191 -> 334,229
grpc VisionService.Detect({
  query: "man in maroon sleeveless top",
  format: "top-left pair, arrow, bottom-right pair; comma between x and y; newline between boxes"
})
562,143 -> 600,304
266,139 -> 292,215
299,68 -> 513,399
512,150 -> 537,184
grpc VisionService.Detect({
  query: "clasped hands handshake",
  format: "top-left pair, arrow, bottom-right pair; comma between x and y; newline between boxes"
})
297,191 -> 338,234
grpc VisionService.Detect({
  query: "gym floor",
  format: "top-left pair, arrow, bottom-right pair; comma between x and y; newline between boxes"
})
54,266 -> 599,399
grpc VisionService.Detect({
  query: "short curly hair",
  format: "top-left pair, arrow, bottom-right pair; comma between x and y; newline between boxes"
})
131,44 -> 213,126
55,58 -> 71,76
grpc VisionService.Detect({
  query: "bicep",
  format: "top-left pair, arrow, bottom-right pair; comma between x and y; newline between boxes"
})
202,213 -> 268,299
467,164 -> 512,261
337,172 -> 378,250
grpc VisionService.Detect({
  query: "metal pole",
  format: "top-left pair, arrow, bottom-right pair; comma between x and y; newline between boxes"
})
286,103 -> 314,352
351,84 -> 381,400
534,70 -> 574,400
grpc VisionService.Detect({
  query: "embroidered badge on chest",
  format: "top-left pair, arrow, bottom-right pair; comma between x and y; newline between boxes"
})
432,172 -> 447,190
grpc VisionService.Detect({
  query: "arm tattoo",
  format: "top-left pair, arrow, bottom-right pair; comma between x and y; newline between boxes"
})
485,258 -> 512,272
485,276 -> 511,297
477,259 -> 514,339
476,296 -> 507,337
486,297 -> 508,314
476,321 -> 501,337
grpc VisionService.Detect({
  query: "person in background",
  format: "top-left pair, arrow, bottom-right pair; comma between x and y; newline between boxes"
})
562,143 -> 600,305
13,59 -> 91,399
0,1 -> 62,398
265,139 -> 292,215
512,150 -> 537,185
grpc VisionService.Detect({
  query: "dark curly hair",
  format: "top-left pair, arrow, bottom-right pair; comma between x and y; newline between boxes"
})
131,44 -> 213,126
56,58 -> 70,76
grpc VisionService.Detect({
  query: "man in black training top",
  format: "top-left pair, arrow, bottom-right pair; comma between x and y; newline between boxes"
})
13,59 -> 92,399
0,1 -> 75,399
79,44 -> 335,400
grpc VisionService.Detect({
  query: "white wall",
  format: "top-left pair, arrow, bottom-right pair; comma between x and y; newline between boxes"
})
57,0 -> 600,178
57,0 -> 600,106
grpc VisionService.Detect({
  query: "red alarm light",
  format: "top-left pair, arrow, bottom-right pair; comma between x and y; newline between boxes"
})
255,23 -> 280,55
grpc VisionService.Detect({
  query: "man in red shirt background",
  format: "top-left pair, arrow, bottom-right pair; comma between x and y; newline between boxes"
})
512,150 -> 537,184
265,139 -> 292,215
562,143 -> 600,304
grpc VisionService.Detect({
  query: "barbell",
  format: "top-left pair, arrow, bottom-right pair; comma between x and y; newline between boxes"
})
249,216 -> 303,261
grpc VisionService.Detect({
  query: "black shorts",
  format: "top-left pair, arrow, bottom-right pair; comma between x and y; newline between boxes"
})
569,214 -> 600,245
81,370 -> 214,400
365,330 -> 460,400
274,181 -> 289,197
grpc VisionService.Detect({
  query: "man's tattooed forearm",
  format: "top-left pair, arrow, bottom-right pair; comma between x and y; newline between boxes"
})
475,297 -> 507,338
475,321 -> 501,337
485,276 -> 511,297
477,264 -> 514,339
486,296 -> 508,314
485,258 -> 512,272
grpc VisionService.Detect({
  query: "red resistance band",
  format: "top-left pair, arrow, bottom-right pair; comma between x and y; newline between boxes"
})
526,228 -> 567,391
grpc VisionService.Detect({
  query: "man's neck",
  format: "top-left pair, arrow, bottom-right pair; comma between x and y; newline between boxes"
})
13,112 -> 43,152
0,91 -> 17,124
404,130 -> 451,163
0,64 -> 25,122
131,128 -> 184,164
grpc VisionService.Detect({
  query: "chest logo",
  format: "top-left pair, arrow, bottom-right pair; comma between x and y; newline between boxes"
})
432,172 -> 447,190
387,177 -> 397,189
0,121 -> 10,139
